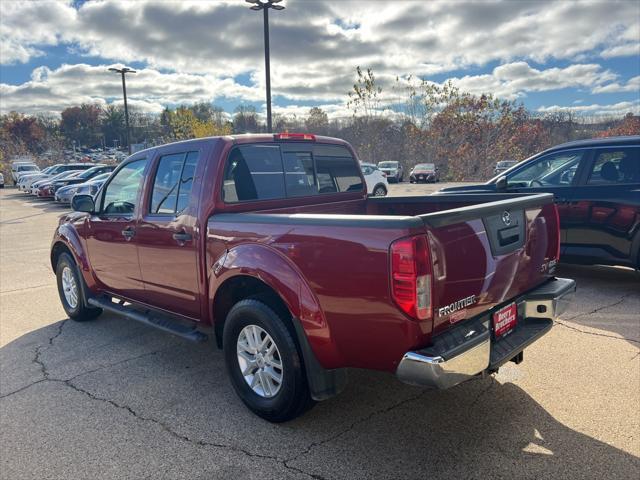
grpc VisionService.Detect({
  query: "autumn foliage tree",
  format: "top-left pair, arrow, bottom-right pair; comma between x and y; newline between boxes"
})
596,113 -> 640,138
162,106 -> 231,140
60,104 -> 103,147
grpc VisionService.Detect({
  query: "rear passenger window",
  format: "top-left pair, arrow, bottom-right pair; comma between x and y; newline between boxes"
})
283,152 -> 316,197
222,143 -> 363,202
150,151 -> 199,214
315,145 -> 363,193
223,145 -> 285,202
176,152 -> 198,212
587,148 -> 640,185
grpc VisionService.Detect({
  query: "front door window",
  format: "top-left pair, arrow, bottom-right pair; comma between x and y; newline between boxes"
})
101,159 -> 147,215
508,151 -> 585,188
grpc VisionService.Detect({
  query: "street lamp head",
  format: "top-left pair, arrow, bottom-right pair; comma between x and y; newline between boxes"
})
247,0 -> 285,10
108,67 -> 137,74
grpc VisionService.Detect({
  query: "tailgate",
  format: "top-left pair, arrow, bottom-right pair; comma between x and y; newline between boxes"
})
419,193 -> 560,335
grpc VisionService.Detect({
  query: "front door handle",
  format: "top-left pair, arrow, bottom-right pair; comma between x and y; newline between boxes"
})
121,227 -> 135,240
172,230 -> 192,244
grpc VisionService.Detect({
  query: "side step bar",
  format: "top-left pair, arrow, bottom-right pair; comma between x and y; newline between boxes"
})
88,296 -> 208,343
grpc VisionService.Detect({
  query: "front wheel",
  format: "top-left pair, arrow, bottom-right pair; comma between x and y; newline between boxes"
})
56,253 -> 102,321
223,299 -> 314,422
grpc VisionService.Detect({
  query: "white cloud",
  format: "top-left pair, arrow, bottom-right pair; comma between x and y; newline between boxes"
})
601,43 -> 640,58
0,0 -> 76,64
592,76 -> 640,94
1,1 -> 639,116
445,62 -> 619,100
537,100 -> 640,116
0,63 -> 264,115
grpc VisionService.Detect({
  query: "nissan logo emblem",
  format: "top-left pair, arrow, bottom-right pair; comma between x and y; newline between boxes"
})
502,211 -> 512,226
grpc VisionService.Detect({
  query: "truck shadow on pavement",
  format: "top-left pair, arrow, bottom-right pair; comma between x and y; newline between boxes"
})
1,314 -> 638,480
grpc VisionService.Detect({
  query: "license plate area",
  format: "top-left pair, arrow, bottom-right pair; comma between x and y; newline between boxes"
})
493,302 -> 518,338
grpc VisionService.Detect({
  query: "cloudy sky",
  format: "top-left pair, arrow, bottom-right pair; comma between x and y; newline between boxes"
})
1,0 -> 639,119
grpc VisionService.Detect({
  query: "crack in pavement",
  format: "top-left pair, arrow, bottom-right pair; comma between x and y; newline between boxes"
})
553,293 -> 640,345
563,293 -> 633,322
33,320 -> 67,379
0,321 -> 67,399
60,377 -> 327,480
554,320 -> 640,344
3,319 -> 323,480
0,349 -> 164,400
1,284 -> 53,294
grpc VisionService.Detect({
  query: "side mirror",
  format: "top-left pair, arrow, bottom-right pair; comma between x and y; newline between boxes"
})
496,176 -> 508,192
72,194 -> 95,213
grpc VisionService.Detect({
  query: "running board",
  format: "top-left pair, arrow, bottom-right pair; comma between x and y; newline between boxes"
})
88,296 -> 208,343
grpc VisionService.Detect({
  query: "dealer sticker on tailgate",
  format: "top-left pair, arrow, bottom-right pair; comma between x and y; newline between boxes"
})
493,302 -> 517,338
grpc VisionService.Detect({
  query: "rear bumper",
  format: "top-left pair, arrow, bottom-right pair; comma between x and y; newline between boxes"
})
396,277 -> 575,389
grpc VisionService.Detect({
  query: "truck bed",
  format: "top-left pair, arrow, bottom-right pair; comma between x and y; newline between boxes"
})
207,192 -> 559,372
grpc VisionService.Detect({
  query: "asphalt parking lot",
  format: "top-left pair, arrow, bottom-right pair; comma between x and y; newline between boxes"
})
1,184 -> 639,480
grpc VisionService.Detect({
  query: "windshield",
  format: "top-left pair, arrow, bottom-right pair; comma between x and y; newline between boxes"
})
18,165 -> 39,172
414,163 -> 435,170
77,167 -> 103,179
89,173 -> 111,182
45,172 -> 70,182
378,162 -> 398,168
54,171 -> 81,181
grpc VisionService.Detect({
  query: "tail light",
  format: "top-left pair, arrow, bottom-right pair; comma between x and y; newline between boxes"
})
553,203 -> 561,261
390,235 -> 433,320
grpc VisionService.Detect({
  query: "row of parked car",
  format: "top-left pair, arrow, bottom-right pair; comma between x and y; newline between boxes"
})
14,162 -> 116,204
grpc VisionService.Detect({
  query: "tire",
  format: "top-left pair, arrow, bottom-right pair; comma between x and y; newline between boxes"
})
56,253 -> 102,321
373,185 -> 387,196
223,299 -> 314,422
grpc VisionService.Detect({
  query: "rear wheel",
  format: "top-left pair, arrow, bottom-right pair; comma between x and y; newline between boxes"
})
373,185 -> 387,196
223,299 -> 314,422
56,253 -> 102,321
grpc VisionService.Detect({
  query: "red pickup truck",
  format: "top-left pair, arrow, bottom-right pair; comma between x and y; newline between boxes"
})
51,134 -> 575,422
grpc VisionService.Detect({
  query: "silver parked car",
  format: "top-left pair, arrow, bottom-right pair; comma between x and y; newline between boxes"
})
55,172 -> 111,204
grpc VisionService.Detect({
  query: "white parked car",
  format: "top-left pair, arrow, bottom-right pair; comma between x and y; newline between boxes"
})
361,163 -> 388,196
11,162 -> 39,184
377,160 -> 404,183
0,172 -> 4,188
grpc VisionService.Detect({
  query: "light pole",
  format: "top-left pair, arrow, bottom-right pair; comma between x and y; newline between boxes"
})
108,67 -> 136,154
246,0 -> 284,133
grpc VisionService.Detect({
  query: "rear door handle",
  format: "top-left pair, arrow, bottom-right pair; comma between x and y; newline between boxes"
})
172,230 -> 192,243
121,227 -> 135,240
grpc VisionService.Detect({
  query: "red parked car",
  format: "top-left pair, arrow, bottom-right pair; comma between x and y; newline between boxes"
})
51,134 -> 574,421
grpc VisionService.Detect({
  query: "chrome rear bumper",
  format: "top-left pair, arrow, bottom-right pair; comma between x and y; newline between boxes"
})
396,277 -> 575,389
